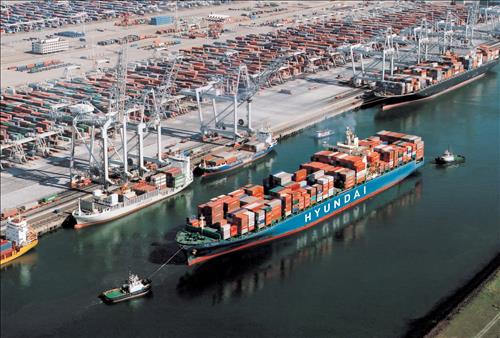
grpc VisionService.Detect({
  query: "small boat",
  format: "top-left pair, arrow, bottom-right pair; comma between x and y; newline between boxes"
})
314,129 -> 334,139
99,273 -> 152,304
434,149 -> 465,165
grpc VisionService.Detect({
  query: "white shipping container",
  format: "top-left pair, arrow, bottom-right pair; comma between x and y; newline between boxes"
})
272,172 -> 292,185
221,228 -> 231,240
255,210 -> 265,221
124,191 -> 136,199
244,211 -> 255,227
317,177 -> 329,185
266,199 -> 282,208
324,175 -> 334,182
328,188 -> 334,197
106,193 -> 118,205
22,200 -> 39,211
310,170 -> 325,179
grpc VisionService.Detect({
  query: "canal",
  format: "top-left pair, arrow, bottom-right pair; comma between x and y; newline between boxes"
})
1,65 -> 498,338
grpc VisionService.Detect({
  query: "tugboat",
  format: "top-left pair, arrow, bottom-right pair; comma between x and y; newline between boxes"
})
435,149 -> 465,165
99,273 -> 152,304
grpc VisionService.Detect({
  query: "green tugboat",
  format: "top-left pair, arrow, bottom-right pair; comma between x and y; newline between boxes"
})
434,149 -> 465,165
99,273 -> 152,304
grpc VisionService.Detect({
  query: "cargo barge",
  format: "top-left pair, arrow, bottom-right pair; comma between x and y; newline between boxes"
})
177,129 -> 424,265
376,45 -> 499,110
73,155 -> 192,228
199,131 -> 277,177
1,218 -> 38,266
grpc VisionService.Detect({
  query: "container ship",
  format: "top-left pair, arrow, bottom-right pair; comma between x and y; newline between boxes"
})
375,44 -> 499,110
176,128 -> 424,265
198,131 -> 277,177
1,218 -> 38,265
73,155 -> 193,228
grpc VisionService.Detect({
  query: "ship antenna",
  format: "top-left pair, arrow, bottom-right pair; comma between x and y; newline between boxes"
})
199,215 -> 205,230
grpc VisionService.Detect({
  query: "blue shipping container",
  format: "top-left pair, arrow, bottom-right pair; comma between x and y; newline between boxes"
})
150,15 -> 173,25
1,242 -> 12,252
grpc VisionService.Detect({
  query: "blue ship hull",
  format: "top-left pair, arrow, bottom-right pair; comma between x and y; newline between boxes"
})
182,159 -> 424,265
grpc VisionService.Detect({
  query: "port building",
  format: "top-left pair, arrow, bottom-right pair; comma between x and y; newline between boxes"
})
32,37 -> 69,54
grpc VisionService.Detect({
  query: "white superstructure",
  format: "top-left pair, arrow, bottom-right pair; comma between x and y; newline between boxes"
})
438,149 -> 455,163
126,274 -> 146,293
5,218 -> 29,246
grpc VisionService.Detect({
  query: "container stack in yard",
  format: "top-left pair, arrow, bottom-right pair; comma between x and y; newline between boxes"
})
97,34 -> 157,46
186,130 -> 424,240
55,31 -> 85,38
1,1 -> 223,34
0,2 -> 476,151
150,15 -> 174,26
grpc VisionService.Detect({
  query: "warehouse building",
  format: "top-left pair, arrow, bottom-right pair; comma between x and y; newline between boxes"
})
32,37 -> 69,54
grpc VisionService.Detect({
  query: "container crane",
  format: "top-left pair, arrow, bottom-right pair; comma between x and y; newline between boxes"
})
191,53 -> 293,140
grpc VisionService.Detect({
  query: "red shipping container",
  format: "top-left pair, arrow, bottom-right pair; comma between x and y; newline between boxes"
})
244,184 -> 264,198
293,169 -> 307,182
223,197 -> 240,215
228,189 -> 245,198
0,248 -> 13,257
286,182 -> 300,191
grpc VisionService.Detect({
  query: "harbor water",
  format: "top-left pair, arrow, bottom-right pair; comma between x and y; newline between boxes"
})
1,65 -> 499,338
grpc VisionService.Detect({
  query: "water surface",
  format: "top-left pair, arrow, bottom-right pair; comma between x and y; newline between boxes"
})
1,65 -> 498,338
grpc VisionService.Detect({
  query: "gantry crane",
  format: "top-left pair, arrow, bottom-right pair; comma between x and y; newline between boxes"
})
189,53 -> 293,140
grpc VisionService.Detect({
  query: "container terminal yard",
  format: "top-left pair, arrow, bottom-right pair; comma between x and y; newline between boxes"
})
1,1 -> 500,337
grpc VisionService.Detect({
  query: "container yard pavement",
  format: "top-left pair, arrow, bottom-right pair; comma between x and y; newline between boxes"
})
1,1 -> 355,88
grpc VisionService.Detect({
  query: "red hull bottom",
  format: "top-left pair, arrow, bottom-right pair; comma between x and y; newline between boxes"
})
187,175 -> 408,266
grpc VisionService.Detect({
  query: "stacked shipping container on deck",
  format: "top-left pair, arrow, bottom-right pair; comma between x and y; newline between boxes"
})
186,131 -> 424,240
376,46 -> 500,95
